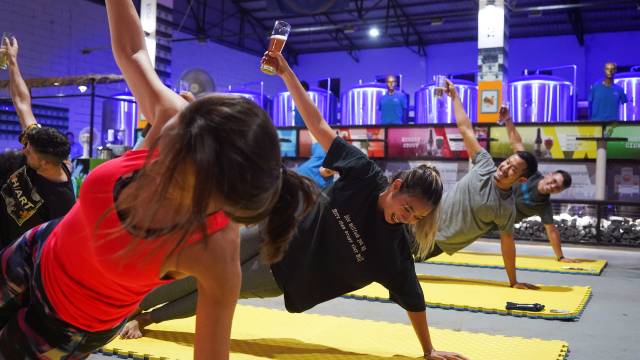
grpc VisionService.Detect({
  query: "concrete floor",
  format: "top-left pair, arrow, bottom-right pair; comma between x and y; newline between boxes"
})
90,239 -> 640,360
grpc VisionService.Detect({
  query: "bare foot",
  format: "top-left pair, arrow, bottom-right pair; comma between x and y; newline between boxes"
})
120,313 -> 152,339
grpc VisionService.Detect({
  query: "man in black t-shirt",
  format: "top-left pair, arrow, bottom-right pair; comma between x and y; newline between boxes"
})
502,107 -> 581,263
0,36 -> 75,248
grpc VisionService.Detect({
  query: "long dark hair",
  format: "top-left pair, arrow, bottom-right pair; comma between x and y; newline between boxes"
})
390,164 -> 443,258
113,94 -> 317,263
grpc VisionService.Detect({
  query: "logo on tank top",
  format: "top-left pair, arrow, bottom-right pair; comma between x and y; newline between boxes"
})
1,166 -> 44,225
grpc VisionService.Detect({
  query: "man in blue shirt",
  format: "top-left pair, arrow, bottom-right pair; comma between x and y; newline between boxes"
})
293,81 -> 309,126
378,75 -> 407,125
589,62 -> 627,121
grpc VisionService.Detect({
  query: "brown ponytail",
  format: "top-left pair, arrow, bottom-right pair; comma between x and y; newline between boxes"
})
260,168 -> 318,263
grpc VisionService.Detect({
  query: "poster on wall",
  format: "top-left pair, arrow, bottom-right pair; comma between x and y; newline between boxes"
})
538,162 -> 596,200
387,127 -> 488,158
607,163 -> 640,201
299,128 -> 385,158
490,125 -> 602,159
277,129 -> 297,157
605,124 -> 640,160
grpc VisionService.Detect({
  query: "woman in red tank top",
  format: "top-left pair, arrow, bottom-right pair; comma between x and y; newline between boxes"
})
0,1 -> 316,359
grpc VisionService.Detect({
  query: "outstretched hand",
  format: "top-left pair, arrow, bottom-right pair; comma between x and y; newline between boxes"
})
425,349 -> 470,360
261,51 -> 291,77
511,282 -> 540,290
443,79 -> 458,100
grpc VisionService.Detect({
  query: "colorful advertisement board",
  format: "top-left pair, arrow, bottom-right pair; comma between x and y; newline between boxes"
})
277,129 -> 297,157
299,128 -> 385,158
379,160 -> 469,193
387,127 -> 488,158
489,125 -> 602,159
605,124 -> 640,160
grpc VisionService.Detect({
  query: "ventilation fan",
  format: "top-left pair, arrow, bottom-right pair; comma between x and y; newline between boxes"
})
179,69 -> 215,98
78,126 -> 99,159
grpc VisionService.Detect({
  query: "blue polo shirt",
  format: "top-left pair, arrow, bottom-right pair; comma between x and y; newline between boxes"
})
378,92 -> 407,125
589,82 -> 627,121
295,143 -> 334,190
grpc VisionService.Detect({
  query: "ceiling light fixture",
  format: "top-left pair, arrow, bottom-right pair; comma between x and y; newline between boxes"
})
369,27 -> 380,38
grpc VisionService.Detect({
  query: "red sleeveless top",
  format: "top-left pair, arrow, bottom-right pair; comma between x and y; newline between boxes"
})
39,149 -> 229,331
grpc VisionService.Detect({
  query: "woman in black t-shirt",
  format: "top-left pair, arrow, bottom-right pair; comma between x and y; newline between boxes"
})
121,53 -> 468,360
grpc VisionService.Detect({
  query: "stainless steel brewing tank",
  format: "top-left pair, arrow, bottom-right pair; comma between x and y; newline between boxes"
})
614,72 -> 640,121
340,83 -> 409,125
272,88 -> 337,126
509,75 -> 573,123
224,89 -> 272,114
414,79 -> 477,124
101,93 -> 137,147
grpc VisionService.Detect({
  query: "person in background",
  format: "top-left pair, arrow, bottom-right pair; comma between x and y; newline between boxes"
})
293,80 -> 309,126
66,131 -> 84,159
589,62 -> 627,121
378,75 -> 407,125
500,107 -> 582,263
295,142 -> 336,190
0,36 -> 74,249
420,80 -> 540,290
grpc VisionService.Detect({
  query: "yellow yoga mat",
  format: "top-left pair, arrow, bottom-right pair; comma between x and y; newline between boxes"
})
101,305 -> 569,360
425,251 -> 607,275
346,274 -> 591,320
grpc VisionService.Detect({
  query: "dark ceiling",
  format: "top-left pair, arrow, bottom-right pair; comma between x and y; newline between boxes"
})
91,0 -> 640,62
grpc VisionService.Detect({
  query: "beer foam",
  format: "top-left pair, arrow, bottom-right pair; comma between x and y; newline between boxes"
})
270,35 -> 288,40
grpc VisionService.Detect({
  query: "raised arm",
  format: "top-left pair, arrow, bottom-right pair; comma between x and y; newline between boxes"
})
445,79 -> 482,159
268,52 -> 336,152
105,0 -> 186,131
2,37 -> 36,129
501,107 -> 525,152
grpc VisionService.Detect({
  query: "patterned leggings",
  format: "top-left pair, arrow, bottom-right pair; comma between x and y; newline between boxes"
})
0,219 -> 124,359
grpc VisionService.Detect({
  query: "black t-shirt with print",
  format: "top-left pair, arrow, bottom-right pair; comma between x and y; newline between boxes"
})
0,158 -> 75,247
271,137 -> 426,313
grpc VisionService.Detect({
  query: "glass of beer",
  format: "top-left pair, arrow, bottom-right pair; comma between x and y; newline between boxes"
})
260,20 -> 291,75
434,75 -> 447,97
0,33 -> 13,70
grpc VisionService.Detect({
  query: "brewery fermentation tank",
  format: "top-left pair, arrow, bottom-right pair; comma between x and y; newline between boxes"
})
414,79 -> 477,124
340,83 -> 409,125
509,75 -> 573,123
224,89 -> 271,114
101,93 -> 137,147
272,88 -> 337,126
614,72 -> 640,121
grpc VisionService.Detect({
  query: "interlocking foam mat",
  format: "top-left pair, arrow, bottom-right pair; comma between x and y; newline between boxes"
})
100,305 -> 569,360
424,251 -> 607,275
346,274 -> 591,320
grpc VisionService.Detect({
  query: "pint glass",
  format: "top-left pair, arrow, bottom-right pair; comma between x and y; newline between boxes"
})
260,20 -> 291,75
0,33 -> 13,70
434,75 -> 447,97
